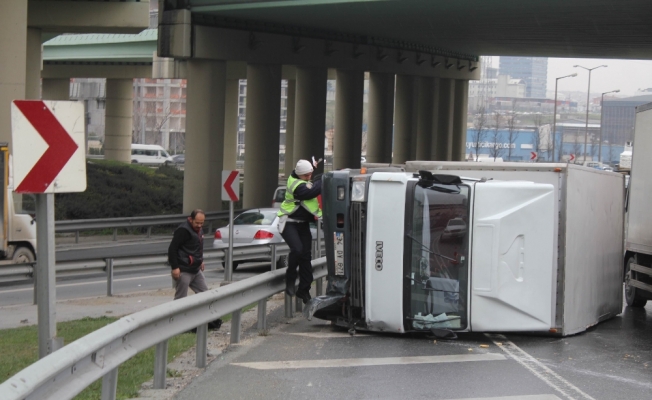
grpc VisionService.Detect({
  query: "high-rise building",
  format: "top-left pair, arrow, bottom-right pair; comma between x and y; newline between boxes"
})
499,57 -> 548,98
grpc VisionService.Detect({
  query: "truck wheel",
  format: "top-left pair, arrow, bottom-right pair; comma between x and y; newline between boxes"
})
276,255 -> 288,270
13,247 -> 35,263
625,256 -> 648,308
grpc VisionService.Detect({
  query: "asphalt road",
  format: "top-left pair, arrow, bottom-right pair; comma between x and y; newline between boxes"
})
176,302 -> 652,400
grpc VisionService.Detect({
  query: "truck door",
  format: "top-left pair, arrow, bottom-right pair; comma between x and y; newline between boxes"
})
471,181 -> 555,332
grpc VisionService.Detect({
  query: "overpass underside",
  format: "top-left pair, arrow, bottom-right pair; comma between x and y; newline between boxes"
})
3,0 -> 652,212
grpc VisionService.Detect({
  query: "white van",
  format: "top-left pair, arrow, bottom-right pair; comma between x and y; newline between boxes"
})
131,144 -> 174,166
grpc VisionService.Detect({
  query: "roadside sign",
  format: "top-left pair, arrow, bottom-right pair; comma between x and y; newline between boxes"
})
221,170 -> 240,202
11,100 -> 86,193
530,151 -> 538,161
569,154 -> 576,162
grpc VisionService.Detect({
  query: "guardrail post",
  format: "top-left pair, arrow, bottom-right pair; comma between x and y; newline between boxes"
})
230,309 -> 242,344
101,367 -> 119,400
196,324 -> 208,368
106,259 -> 114,297
75,230 -> 79,244
257,297 -> 267,330
316,278 -> 323,297
147,226 -> 152,238
154,340 -> 168,389
295,296 -> 303,312
270,244 -> 277,271
285,293 -> 293,318
113,228 -> 117,241
33,267 -> 37,305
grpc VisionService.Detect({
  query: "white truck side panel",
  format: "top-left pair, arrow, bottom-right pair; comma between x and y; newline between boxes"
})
627,105 -> 652,254
365,173 -> 408,333
564,167 -> 624,334
406,161 -> 623,335
471,181 -> 555,332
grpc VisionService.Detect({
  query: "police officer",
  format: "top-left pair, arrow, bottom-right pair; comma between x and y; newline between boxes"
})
278,159 -> 322,303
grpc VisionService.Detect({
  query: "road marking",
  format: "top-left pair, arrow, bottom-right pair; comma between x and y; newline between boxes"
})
443,396 -> 561,400
233,353 -> 506,370
0,273 -> 172,294
287,332 -> 370,338
485,334 -> 597,400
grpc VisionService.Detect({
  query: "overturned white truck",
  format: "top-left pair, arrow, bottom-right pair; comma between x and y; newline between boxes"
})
306,163 -> 624,336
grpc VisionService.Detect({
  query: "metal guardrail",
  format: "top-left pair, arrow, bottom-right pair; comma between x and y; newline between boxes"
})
54,210 -> 249,243
0,257 -> 328,400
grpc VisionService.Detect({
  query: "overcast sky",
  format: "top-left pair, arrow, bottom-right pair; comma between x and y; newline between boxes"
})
491,56 -> 652,98
547,58 -> 652,97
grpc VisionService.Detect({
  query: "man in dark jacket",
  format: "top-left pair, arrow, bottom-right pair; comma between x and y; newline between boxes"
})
168,209 -> 208,299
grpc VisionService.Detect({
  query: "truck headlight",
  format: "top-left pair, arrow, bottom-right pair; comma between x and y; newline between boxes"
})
351,180 -> 366,202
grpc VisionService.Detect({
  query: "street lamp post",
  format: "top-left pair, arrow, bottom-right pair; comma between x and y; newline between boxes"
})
599,89 -> 620,163
574,64 -> 607,163
552,73 -> 577,162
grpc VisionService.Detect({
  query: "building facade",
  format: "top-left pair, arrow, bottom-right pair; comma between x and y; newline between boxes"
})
499,57 -> 548,98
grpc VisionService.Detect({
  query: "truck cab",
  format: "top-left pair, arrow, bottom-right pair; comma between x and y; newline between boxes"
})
1,143 -> 37,262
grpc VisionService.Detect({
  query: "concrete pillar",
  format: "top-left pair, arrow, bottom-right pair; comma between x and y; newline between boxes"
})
366,72 -> 395,163
284,79 -> 296,177
293,67 -> 327,174
243,64 -> 281,208
452,80 -> 469,161
434,79 -> 455,160
223,79 -> 239,170
415,77 -> 434,160
429,78 -> 441,159
184,60 -> 226,212
333,69 -> 364,170
42,79 -> 70,100
26,27 -> 41,100
104,79 -> 133,164
0,0 -> 28,145
393,75 -> 418,164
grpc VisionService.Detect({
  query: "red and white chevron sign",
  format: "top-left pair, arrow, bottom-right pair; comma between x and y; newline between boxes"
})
222,170 -> 240,202
11,100 -> 86,193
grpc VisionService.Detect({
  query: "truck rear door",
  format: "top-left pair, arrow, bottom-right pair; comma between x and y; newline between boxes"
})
470,181 -> 555,332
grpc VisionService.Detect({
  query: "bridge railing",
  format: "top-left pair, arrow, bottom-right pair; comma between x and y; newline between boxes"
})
0,257 -> 328,400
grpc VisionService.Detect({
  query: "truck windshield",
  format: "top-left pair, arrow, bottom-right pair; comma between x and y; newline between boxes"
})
406,183 -> 470,331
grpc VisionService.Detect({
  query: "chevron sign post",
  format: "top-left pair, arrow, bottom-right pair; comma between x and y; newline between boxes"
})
11,100 -> 86,359
222,170 -> 240,281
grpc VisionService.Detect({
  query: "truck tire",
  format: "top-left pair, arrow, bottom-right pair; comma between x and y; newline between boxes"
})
625,256 -> 648,308
13,247 -> 35,263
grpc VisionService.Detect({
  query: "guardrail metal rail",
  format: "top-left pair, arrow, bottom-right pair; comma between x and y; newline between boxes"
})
0,257 -> 328,400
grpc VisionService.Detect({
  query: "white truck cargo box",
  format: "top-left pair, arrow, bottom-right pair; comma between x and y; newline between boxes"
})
405,161 -> 624,335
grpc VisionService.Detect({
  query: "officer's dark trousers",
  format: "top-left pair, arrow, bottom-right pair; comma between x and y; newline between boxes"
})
280,221 -> 313,296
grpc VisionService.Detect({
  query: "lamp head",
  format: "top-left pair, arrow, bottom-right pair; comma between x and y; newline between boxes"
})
614,89 -> 620,93
571,73 -> 578,77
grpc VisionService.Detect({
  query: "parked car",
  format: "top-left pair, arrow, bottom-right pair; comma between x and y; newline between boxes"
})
172,154 -> 185,165
130,144 -> 175,166
213,208 -> 320,270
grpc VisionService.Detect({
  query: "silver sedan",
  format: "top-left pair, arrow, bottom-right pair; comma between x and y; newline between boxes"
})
213,208 -> 318,271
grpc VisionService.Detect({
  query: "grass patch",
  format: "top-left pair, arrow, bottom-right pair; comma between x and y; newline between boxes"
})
1,304 -> 262,399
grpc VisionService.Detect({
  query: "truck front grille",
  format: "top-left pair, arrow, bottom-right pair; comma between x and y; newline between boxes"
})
350,202 -> 366,314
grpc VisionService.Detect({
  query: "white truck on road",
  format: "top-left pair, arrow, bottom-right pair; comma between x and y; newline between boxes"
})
623,102 -> 652,307
0,142 -> 37,263
307,162 -> 624,336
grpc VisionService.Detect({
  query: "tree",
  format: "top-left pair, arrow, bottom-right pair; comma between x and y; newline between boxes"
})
505,105 -> 519,161
470,106 -> 488,161
489,111 -> 503,161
